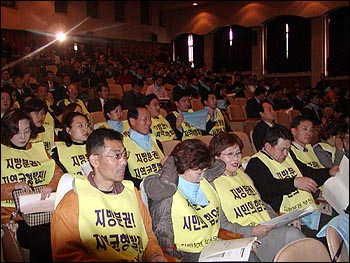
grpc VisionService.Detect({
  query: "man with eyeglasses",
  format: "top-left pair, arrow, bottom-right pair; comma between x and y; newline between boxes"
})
51,128 -> 167,262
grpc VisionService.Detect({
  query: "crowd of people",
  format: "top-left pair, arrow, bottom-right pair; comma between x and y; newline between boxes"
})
1,41 -> 349,262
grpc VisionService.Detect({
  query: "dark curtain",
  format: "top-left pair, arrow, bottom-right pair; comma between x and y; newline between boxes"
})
328,6 -> 349,77
266,16 -> 310,73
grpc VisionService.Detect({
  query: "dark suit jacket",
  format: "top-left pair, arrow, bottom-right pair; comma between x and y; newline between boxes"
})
252,120 -> 277,151
246,97 -> 263,118
87,98 -> 104,113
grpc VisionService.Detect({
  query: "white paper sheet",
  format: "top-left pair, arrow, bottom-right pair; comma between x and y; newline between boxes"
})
19,193 -> 56,214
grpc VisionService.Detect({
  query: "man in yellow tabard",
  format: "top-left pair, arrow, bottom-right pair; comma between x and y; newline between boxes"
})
166,89 -> 214,140
123,107 -> 165,189
290,116 -> 324,168
51,128 -> 167,262
144,94 -> 176,141
245,125 -> 338,234
201,91 -> 231,135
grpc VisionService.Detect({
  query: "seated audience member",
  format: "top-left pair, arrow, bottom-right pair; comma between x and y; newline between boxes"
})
290,85 -> 310,111
245,86 -> 266,118
1,86 -> 14,118
290,116 -> 325,169
57,84 -> 90,118
87,83 -> 110,113
124,107 -> 165,188
22,98 -> 55,152
51,112 -> 91,175
94,98 -> 130,137
245,125 -> 339,235
202,91 -> 231,135
144,93 -> 176,141
146,75 -> 169,99
208,132 -> 305,261
302,90 -> 325,126
1,108 -> 64,262
142,139 -> 260,262
34,83 -> 61,128
50,128 -> 167,262
122,79 -> 146,110
166,89 -> 214,140
313,119 -> 349,168
116,66 -> 133,86
252,102 -> 277,152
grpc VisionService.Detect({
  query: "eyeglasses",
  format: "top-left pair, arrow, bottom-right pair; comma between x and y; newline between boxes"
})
99,150 -> 130,160
221,152 -> 242,160
15,129 -> 31,136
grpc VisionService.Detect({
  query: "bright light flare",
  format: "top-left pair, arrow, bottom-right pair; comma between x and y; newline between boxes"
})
56,32 -> 66,41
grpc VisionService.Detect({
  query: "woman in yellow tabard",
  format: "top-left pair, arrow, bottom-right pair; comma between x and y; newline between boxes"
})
93,98 -> 130,137
144,94 -> 176,141
1,108 -> 64,262
142,139 -> 220,262
208,132 -> 305,262
51,112 -> 91,176
22,98 -> 55,153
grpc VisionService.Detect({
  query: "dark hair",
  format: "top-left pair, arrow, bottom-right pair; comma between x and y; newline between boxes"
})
291,115 -> 314,128
263,125 -> 293,147
127,106 -> 144,126
318,119 -> 349,141
209,132 -> 243,158
1,108 -> 38,146
201,91 -> 216,104
1,86 -> 15,107
60,102 -> 82,127
61,112 -> 90,144
96,83 -> 109,94
173,88 -> 189,102
104,98 -> 123,120
171,139 -> 213,174
254,86 -> 266,96
22,98 -> 48,114
143,93 -> 158,106
132,79 -> 144,88
86,128 -> 123,157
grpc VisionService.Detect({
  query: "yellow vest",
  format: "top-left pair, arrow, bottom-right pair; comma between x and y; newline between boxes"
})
75,176 -> 148,261
123,136 -> 164,180
151,115 -> 176,141
55,142 -> 88,176
63,99 -> 90,119
213,169 -> 271,226
172,179 -> 220,253
315,142 -> 336,163
44,111 -> 55,128
208,108 -> 226,135
1,142 -> 55,208
290,144 -> 324,168
256,151 -> 318,213
94,120 -> 130,137
173,111 -> 202,140
30,124 -> 55,152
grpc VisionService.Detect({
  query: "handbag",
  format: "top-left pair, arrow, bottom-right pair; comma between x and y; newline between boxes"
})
12,185 -> 53,226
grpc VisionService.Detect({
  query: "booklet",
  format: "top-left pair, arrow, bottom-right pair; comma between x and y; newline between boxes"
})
199,236 -> 257,262
261,206 -> 314,227
322,155 -> 349,215
19,192 -> 56,214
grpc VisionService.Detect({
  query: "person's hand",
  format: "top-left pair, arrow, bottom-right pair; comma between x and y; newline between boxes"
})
149,254 -> 168,262
40,186 -> 54,200
334,136 -> 344,151
294,177 -> 318,193
176,112 -> 184,130
251,224 -> 275,237
329,165 -> 339,176
14,182 -> 32,192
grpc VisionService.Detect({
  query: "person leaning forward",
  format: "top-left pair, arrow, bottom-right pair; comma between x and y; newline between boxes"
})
50,128 -> 167,262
